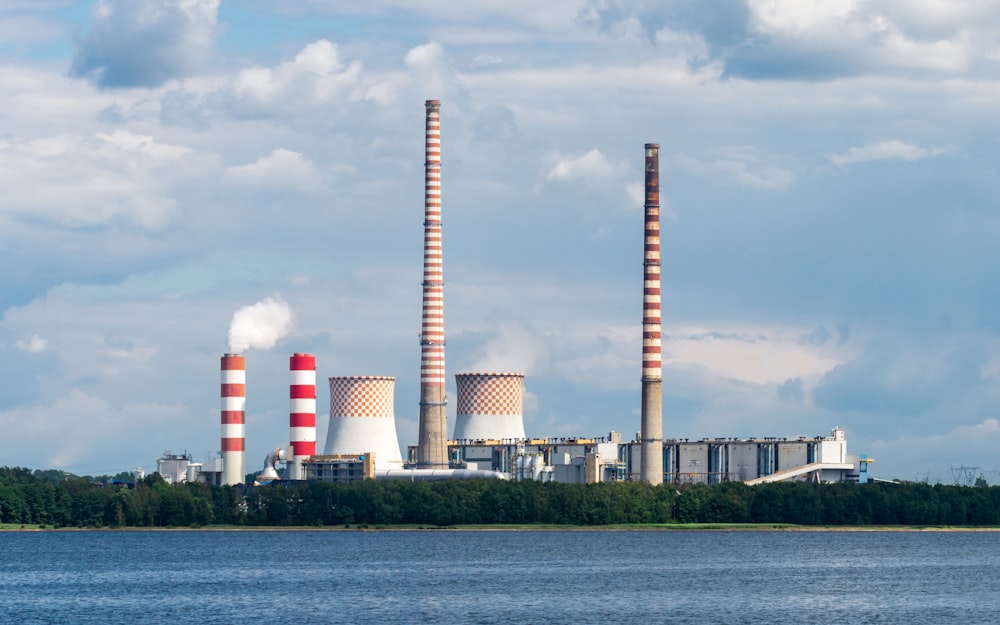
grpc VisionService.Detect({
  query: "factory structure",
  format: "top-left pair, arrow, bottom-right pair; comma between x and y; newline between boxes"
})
159,99 -> 868,488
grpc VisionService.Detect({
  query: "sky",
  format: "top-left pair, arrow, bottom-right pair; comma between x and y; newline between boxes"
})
1,0 -> 999,484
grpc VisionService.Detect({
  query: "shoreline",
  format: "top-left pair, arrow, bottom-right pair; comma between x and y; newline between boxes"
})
5,523 -> 1000,532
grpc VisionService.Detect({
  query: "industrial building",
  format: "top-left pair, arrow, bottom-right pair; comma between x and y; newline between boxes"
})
166,99 -> 868,488
398,427 -> 861,485
156,450 -> 223,486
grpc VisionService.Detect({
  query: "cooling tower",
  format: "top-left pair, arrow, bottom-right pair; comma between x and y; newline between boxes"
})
288,353 -> 316,480
453,373 -> 526,441
416,99 -> 448,469
220,353 -> 246,486
324,376 -> 404,471
640,143 -> 664,485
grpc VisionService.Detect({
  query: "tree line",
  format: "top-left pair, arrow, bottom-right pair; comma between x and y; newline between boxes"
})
3,466 -> 1000,528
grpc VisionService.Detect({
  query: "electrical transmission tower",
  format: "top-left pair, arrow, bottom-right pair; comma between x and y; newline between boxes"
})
950,465 -> 981,486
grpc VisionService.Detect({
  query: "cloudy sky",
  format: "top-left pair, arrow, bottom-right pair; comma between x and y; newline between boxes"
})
2,0 -> 999,484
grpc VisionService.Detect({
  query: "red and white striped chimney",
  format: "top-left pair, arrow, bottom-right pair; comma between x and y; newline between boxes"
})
288,353 -> 316,479
416,99 -> 448,469
221,353 -> 246,486
640,143 -> 664,485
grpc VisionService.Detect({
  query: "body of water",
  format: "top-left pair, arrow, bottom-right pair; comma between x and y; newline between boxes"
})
2,529 -> 999,624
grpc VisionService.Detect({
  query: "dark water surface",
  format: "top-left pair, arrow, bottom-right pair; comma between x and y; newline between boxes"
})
2,530 -> 999,624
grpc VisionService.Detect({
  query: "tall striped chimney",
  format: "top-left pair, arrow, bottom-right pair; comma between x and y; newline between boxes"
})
640,143 -> 664,485
221,353 -> 246,486
416,99 -> 448,469
288,353 -> 316,480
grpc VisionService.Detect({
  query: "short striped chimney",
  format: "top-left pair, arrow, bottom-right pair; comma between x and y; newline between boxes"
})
221,353 -> 246,486
288,353 -> 316,479
640,143 -> 664,485
416,99 -> 448,469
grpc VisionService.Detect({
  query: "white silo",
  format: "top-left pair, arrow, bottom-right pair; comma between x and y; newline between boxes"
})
323,376 -> 404,471
453,372 -> 526,441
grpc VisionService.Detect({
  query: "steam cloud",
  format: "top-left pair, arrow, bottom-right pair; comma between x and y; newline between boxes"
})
227,297 -> 293,353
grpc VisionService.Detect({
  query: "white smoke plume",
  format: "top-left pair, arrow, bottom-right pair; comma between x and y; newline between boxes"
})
227,296 -> 293,353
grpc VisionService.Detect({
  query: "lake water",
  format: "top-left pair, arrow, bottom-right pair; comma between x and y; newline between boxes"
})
2,530 -> 999,624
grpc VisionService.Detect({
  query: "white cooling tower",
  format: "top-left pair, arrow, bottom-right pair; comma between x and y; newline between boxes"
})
323,376 -> 404,471
453,372 -> 526,441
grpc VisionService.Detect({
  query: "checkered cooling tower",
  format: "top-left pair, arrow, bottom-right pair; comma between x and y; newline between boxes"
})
323,376 -> 403,470
452,372 -> 526,441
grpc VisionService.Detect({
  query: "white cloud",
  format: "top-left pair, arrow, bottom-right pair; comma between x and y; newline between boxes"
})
675,148 -> 794,189
866,418 -> 1000,483
225,149 -> 322,191
15,334 -> 47,353
547,148 -> 627,183
404,41 -> 446,71
0,389 -> 186,469
403,40 -> 465,101
226,39 -> 364,116
666,325 -> 846,386
831,139 -> 949,166
749,0 -> 858,38
465,321 -> 552,375
0,130 -> 201,229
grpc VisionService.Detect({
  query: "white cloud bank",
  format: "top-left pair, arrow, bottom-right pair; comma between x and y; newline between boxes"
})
0,130 -> 198,229
225,149 -> 322,191
547,148 -> 627,183
227,39 -> 364,117
15,335 -> 47,353
831,139 -> 950,166
675,148 -> 795,189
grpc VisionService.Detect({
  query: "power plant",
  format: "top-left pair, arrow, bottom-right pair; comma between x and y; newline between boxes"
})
166,100 -> 867,487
